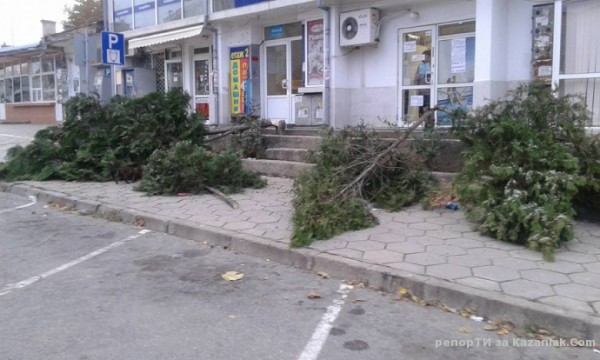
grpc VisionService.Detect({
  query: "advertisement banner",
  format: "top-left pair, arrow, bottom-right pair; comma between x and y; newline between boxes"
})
306,19 -> 324,86
230,46 -> 250,114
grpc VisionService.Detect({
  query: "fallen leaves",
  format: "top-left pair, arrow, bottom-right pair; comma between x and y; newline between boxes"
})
221,271 -> 244,281
307,292 -> 321,299
458,327 -> 472,334
316,271 -> 329,279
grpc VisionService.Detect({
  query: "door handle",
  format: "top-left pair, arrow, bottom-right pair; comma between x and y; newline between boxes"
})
281,79 -> 288,89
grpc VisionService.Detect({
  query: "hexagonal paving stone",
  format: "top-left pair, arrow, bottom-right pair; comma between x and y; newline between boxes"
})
408,222 -> 442,231
369,233 -> 408,243
565,242 -> 600,255
463,232 -> 494,242
223,221 -> 257,231
492,258 -> 537,270
427,245 -> 466,256
473,266 -> 520,282
521,270 -> 570,285
426,264 -> 471,280
569,272 -> 600,288
538,261 -> 585,274
392,213 -> 426,223
426,217 -> 458,226
537,296 -> 594,314
445,238 -> 484,249
408,210 -> 441,219
405,253 -> 446,266
347,240 -> 385,252
583,262 -> 600,274
443,223 -> 474,233
387,242 -> 425,254
362,250 -> 405,264
426,230 -> 463,240
333,248 -> 365,259
310,240 -> 349,251
468,248 -> 510,259
409,236 -> 445,246
501,279 -> 555,300
484,241 -> 523,251
593,301 -> 600,314
554,283 -> 600,302
448,255 -> 492,267
388,262 -> 425,275
456,277 -> 501,292
554,251 -> 598,264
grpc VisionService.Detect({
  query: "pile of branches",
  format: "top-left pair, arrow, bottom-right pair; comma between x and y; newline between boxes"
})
452,82 -> 600,260
292,112 -> 436,247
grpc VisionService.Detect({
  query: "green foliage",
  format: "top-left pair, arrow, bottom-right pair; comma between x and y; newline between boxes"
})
0,90 -> 206,182
137,141 -> 265,195
231,115 -> 264,158
63,0 -> 103,28
452,82 -> 599,260
292,125 -> 434,247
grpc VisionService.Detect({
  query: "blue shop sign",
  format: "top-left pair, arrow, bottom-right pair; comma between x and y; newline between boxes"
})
235,0 -> 268,7
268,25 -> 284,39
158,0 -> 178,7
134,1 -> 155,12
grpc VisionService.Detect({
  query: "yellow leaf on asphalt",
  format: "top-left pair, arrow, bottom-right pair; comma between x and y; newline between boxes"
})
497,328 -> 511,336
484,324 -> 499,331
221,271 -> 244,281
459,327 -> 472,334
316,271 -> 330,279
307,292 -> 321,299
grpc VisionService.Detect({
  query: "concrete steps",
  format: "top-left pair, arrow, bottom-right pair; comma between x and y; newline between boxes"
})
263,148 -> 310,163
242,158 -> 315,178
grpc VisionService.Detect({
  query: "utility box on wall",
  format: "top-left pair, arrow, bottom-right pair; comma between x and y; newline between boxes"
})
294,93 -> 323,125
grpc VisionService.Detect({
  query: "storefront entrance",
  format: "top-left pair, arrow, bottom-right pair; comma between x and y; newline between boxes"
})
399,21 -> 476,127
263,38 -> 302,124
193,50 -> 211,121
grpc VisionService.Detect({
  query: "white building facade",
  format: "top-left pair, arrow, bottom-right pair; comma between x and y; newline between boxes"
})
106,0 -> 600,128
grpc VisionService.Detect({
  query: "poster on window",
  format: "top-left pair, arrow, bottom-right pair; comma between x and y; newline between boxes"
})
230,46 -> 250,114
306,19 -> 324,86
451,38 -> 466,74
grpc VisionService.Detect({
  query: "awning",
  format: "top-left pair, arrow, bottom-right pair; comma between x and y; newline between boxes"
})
128,25 -> 204,51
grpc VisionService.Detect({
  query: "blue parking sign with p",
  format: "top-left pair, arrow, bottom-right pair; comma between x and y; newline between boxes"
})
102,31 -> 125,66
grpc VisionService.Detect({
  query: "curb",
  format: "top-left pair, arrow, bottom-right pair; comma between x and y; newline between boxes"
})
3,182 -> 600,341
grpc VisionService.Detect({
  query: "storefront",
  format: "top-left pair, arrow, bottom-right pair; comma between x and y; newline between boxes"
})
0,23 -> 103,124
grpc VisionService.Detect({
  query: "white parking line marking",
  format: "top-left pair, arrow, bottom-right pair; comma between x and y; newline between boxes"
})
0,196 -> 37,214
0,134 -> 34,140
298,283 -> 353,360
0,229 -> 151,297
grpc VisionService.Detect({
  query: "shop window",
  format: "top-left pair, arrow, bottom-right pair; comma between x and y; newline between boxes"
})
558,0 -> 600,126
31,57 -> 41,74
5,78 -> 13,103
0,79 -> 4,103
20,76 -> 30,102
158,0 -> 182,24
184,0 -> 203,17
114,0 -> 133,32
42,56 -> 55,73
134,0 -> 156,28
42,74 -> 56,101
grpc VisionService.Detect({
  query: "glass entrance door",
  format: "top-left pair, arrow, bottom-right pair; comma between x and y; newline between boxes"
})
264,38 -> 302,123
194,54 -> 210,120
399,28 -> 433,126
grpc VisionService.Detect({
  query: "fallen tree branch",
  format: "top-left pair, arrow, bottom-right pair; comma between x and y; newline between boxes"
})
205,186 -> 240,209
338,107 -> 439,199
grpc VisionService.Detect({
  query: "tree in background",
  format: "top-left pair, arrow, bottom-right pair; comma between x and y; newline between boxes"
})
63,0 -> 103,28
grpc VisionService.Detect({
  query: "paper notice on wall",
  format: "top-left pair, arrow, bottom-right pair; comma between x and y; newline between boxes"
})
404,41 -> 417,53
412,54 -> 425,62
410,95 -> 424,107
536,16 -> 549,26
451,38 -> 467,74
538,65 -> 552,77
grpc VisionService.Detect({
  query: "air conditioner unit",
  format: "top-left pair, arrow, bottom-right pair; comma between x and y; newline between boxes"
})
340,8 -> 379,47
